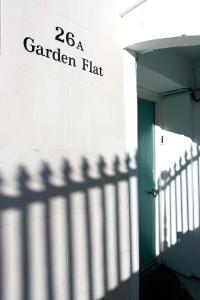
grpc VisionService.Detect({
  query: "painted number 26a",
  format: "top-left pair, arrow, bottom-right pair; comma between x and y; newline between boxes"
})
55,26 -> 84,51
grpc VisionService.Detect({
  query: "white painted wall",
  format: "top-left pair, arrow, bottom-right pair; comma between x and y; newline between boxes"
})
2,0 -> 200,298
158,94 -> 194,276
157,88 -> 200,278
121,0 -> 200,51
0,1 -> 139,300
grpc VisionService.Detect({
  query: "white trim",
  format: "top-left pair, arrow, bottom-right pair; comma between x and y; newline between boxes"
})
137,87 -> 163,102
120,0 -> 149,18
123,51 -> 139,300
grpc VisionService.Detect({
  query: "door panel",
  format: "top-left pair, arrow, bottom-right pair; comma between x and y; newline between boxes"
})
138,98 -> 155,267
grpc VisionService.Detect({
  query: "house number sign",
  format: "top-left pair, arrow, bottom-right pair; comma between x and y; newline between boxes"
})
23,26 -> 104,77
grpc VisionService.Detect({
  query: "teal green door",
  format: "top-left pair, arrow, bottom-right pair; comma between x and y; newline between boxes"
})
138,98 -> 155,267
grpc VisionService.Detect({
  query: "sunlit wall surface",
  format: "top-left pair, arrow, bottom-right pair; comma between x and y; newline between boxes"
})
0,157 -> 138,300
156,93 -> 200,278
0,0 -> 140,300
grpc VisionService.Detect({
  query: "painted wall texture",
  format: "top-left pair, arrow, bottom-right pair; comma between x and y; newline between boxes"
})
121,0 -> 200,51
0,1 -> 139,300
2,0 -> 200,299
160,84 -> 200,279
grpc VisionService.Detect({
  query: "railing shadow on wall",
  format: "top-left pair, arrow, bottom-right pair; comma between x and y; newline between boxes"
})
157,144 -> 200,276
0,154 -> 138,300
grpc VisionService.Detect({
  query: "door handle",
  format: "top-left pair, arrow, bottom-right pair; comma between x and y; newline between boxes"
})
147,189 -> 158,198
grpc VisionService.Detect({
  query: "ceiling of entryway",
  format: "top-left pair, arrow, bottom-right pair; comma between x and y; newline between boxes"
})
173,45 -> 200,64
137,64 -> 184,93
137,45 -> 200,94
